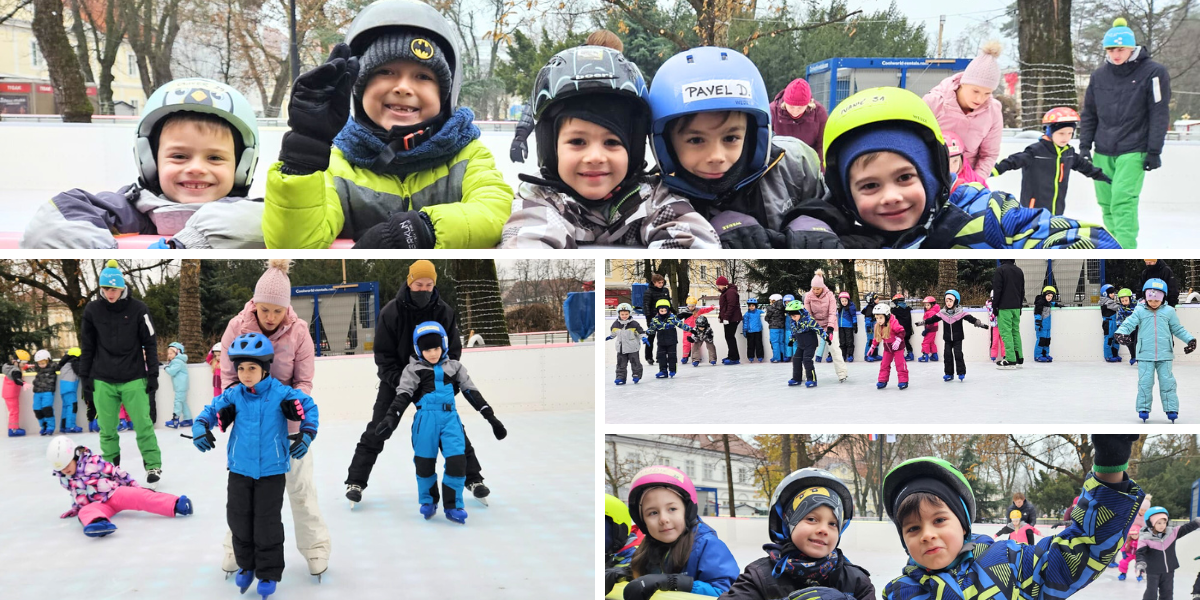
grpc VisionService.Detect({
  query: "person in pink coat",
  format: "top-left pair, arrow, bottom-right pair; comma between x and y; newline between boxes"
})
923,41 -> 1004,182
207,343 -> 222,397
1117,525 -> 1142,580
945,130 -> 988,187
803,269 -> 847,382
919,296 -> 940,362
868,304 -> 909,390
986,296 -> 1005,362
216,259 -> 330,579
679,298 -> 715,362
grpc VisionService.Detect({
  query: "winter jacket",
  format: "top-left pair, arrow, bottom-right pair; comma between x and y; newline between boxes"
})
1116,303 -> 1196,362
20,184 -> 266,249
643,285 -> 672,319
57,355 -> 79,384
862,301 -> 878,329
1139,263 -> 1180,307
641,521 -> 739,596
789,310 -> 822,337
921,305 -> 940,335
870,315 -> 907,354
164,352 -> 190,395
689,326 -> 716,345
196,375 -> 319,480
682,305 -> 715,331
56,447 -> 140,517
769,90 -> 829,166
372,285 -> 462,414
609,319 -> 647,354
719,285 -> 742,324
79,289 -> 158,385
742,308 -> 764,334
392,356 -> 488,416
804,289 -> 837,332
722,550 -> 875,600
883,472 -> 1144,600
647,313 -> 693,347
992,263 -> 1026,312
1100,296 -> 1120,319
1004,501 -> 1039,527
1136,519 -> 1200,575
1034,295 -> 1059,319
1117,303 -> 1136,327
1080,46 -> 1171,158
765,301 -> 787,329
220,300 -> 315,435
263,141 -> 513,249
993,138 -> 1110,215
995,522 -> 1042,545
923,72 -> 1004,180
837,302 -> 859,330
501,178 -> 720,248
892,301 -> 914,338
33,362 -> 57,394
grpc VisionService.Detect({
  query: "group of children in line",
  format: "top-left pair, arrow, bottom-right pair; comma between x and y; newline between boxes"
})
604,435 -> 1147,600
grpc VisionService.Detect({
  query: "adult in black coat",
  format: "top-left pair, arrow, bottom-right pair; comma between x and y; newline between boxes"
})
1139,260 -> 1179,307
1005,494 -> 1038,526
992,259 -> 1026,366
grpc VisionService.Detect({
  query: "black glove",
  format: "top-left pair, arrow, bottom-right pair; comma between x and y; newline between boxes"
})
480,406 -> 507,440
1099,173 -> 1113,184
709,210 -> 772,249
83,378 -> 94,394
145,377 -> 158,394
687,335 -> 695,343
623,574 -> 694,600
605,567 -> 631,594
788,338 -> 795,348
1079,147 -> 1092,163
1186,339 -> 1197,354
216,404 -> 237,432
1091,434 -> 1140,471
286,44 -> 357,145
509,137 -> 528,163
1144,153 -> 1162,171
374,413 -> 400,437
768,228 -> 844,249
1114,333 -> 1133,346
280,398 -> 308,421
353,211 -> 437,249
826,327 -> 835,338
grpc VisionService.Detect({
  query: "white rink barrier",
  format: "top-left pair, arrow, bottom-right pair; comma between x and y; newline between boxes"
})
606,305 -> 1200,366
9,342 -> 592,433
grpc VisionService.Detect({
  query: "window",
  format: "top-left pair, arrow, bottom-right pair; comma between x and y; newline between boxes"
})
661,457 -> 670,467
128,53 -> 136,76
738,467 -> 748,483
604,261 -> 612,277
699,265 -> 707,279
685,459 -> 695,478
703,462 -> 713,481
31,41 -> 41,67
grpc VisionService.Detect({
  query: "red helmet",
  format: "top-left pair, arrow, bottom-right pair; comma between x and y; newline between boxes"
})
943,130 -> 965,158
1042,107 -> 1080,125
923,296 -> 936,304
892,292 -> 904,300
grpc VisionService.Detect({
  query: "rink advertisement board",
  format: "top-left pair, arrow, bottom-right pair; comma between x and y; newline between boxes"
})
805,57 -> 972,110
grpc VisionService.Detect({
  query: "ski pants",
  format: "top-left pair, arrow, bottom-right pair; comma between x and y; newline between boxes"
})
1094,151 -> 1147,249
903,329 -> 914,356
944,340 -> 966,377
990,324 -> 1006,360
3,384 -> 18,429
615,352 -> 642,381
864,323 -> 878,360
820,330 -> 849,380
656,342 -> 679,374
412,406 -> 467,510
1118,550 -> 1137,575
94,379 -> 161,469
921,328 -> 938,356
998,309 -> 1023,363
224,450 -> 331,567
689,340 -> 716,364
34,391 -> 54,432
1035,314 -> 1052,359
1143,571 -> 1173,600
769,328 -> 785,362
60,380 -> 79,430
1137,360 -> 1178,413
1103,316 -> 1120,360
838,327 -> 854,360
879,346 -> 909,384
172,385 -> 192,421
791,331 -> 818,383
78,485 -> 178,527
723,323 -> 741,361
745,331 -> 764,361
228,472 -> 287,582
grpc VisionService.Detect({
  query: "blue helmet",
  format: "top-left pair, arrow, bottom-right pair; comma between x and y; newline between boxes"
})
647,47 -> 771,200
1100,284 -> 1115,297
783,294 -> 795,303
413,321 -> 449,363
168,342 -> 185,354
944,289 -> 961,304
227,333 -> 273,371
747,298 -> 758,305
1103,18 -> 1137,49
1143,278 -> 1168,293
1145,506 -> 1169,526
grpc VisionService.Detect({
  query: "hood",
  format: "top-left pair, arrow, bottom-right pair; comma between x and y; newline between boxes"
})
1108,45 -> 1150,72
133,188 -> 204,236
174,352 -> 189,363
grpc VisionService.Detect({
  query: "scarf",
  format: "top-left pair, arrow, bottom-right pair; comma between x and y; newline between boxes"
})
333,107 -> 480,178
765,542 -> 841,583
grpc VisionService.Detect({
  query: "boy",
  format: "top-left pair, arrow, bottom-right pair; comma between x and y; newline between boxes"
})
820,87 -> 1121,249
608,303 -> 647,385
1115,278 -> 1197,422
861,293 -> 879,362
785,300 -> 822,388
891,294 -> 915,362
1033,285 -> 1061,362
680,297 -> 715,362
1099,284 -> 1123,362
646,299 -> 695,379
501,46 -> 718,249
992,107 -> 1111,215
742,299 -> 765,363
836,292 -> 857,362
765,294 -> 787,363
264,0 -> 511,249
1116,288 -> 1139,365
642,274 -> 671,366
21,78 -> 263,249
56,348 -> 82,434
373,322 -> 506,523
32,349 -> 57,435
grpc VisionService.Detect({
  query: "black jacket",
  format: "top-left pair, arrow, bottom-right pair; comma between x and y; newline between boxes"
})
1080,46 -> 1171,157
892,300 -> 914,337
79,290 -> 158,384
1004,501 -> 1039,526
992,262 -> 1026,313
374,285 -> 462,394
993,138 -> 1110,215
643,284 -> 672,319
32,362 -> 57,393
923,311 -> 985,343
722,552 -> 875,600
1139,263 -> 1180,307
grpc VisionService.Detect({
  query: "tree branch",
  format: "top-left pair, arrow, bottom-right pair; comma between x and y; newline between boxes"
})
731,10 -> 863,49
1008,434 -> 1084,482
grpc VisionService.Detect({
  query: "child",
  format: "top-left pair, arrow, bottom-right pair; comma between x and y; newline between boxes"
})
1099,284 -> 1123,363
47,436 -> 192,538
992,107 -> 1111,215
891,294 -> 916,362
605,466 -> 739,598
918,296 -> 939,362
1117,525 -> 1141,581
191,332 -> 320,599
4,355 -> 27,436
986,292 -> 1005,362
56,348 -> 82,434
1115,278 -> 1197,422
208,343 -> 223,397
687,317 -> 718,367
643,274 -> 671,366
921,290 -> 988,382
502,46 -> 719,248
994,509 -> 1042,545
608,303 -> 647,385
646,47 -> 843,250
782,295 -> 797,362
861,293 -> 880,362
786,299 -> 823,388
647,299 -> 695,379
22,79 -> 263,249
881,435 -> 1145,600
722,468 -> 875,600
1136,507 -> 1200,599
163,342 -> 193,428
1116,288 -> 1139,365
265,0 -> 512,249
680,297 -> 715,362
944,130 -> 987,186
32,349 -> 57,435
837,292 -> 857,362
742,299 -> 765,363
1034,285 -> 1061,362
820,86 -> 1121,249
868,303 -> 908,390
606,493 -> 643,568
765,294 -> 787,363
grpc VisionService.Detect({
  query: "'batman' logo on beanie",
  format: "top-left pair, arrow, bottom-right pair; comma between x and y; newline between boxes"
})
411,39 -> 435,60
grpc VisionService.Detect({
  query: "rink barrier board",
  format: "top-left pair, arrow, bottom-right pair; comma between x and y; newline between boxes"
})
606,582 -> 708,599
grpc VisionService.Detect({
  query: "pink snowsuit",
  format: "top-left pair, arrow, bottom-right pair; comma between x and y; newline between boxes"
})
56,448 -> 180,527
923,72 -> 1004,181
921,304 -> 940,356
986,300 -> 1005,360
3,366 -> 23,429
680,306 -> 715,358
206,351 -> 222,397
870,315 -> 909,384
1118,528 -> 1140,574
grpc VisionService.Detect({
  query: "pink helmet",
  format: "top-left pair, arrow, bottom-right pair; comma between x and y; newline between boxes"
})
923,296 -> 936,304
628,465 -> 699,531
944,130 -> 965,158
838,292 -> 850,299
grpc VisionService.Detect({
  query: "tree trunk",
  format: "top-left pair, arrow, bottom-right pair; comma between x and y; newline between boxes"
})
449,260 -> 511,346
1016,0 -> 1075,129
840,259 -> 858,301
32,0 -> 93,122
723,435 -> 737,518
781,434 -> 792,473
178,260 -> 203,364
937,260 -> 958,297
67,0 -> 95,84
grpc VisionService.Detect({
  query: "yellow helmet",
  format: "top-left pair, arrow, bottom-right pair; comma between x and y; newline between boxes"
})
1043,285 -> 1057,295
605,493 -> 635,555
685,297 -> 697,306
15,349 -> 30,361
1009,509 -> 1022,521
67,347 -> 82,357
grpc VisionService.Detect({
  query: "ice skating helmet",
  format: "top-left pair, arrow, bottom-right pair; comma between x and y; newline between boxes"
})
783,294 -> 795,302
893,293 -> 905,301
227,332 -> 274,372
686,296 -> 698,307
655,298 -> 672,311
943,130 -> 965,158
769,468 -> 855,545
865,292 -> 877,304
769,294 -> 783,302
98,259 -> 126,289
1145,506 -> 1169,527
883,457 -> 976,538
1042,107 -> 1080,137
1118,288 -> 1134,299
647,46 -> 772,200
872,303 -> 891,316
1042,285 -> 1057,295
616,302 -> 633,314
67,347 -> 81,357
785,300 -> 804,313
33,349 -> 51,363
1143,278 -> 1168,293
773,590 -> 855,600
1100,284 -> 1115,297
922,296 -> 936,304
47,435 -> 79,471
135,78 -> 259,196
945,289 -> 961,304
412,321 -> 449,362
695,316 -> 709,328
1008,509 -> 1022,522
346,0 -> 464,107
211,343 -> 222,353
168,342 -> 185,354
1103,18 -> 1137,49
605,493 -> 635,556
747,298 -> 759,306
627,465 -> 700,532
839,292 -> 851,300
14,349 -> 29,362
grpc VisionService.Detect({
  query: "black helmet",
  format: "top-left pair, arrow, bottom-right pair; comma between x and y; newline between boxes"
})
695,316 -> 709,328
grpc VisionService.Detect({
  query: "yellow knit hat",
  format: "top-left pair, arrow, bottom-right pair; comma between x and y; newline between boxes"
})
407,260 -> 437,286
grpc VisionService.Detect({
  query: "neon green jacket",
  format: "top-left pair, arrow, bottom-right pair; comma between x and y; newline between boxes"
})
262,141 -> 512,248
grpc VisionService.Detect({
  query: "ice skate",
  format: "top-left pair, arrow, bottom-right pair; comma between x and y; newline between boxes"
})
83,518 -> 117,538
420,503 -> 437,520
235,569 -> 254,594
308,557 -> 328,582
467,482 -> 490,507
787,379 -> 801,386
445,508 -> 468,524
346,484 -> 362,509
898,382 -> 909,390
256,580 -> 275,600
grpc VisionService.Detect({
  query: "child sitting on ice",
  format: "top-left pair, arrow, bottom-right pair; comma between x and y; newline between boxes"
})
1114,278 -> 1197,423
608,303 -> 647,385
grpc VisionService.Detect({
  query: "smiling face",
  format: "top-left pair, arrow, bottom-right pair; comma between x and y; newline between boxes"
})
848,152 -> 926,232
156,119 -> 237,204
640,487 -> 687,544
1151,515 -> 1168,532
669,111 -> 748,181
555,118 -> 628,200
255,302 -> 287,334
618,310 -> 630,320
1107,46 -> 1134,65
956,83 -> 993,112
790,505 -> 840,559
362,59 -> 442,130
901,497 -> 966,570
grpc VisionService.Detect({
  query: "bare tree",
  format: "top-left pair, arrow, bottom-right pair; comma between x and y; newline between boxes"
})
75,0 -> 130,114
32,0 -> 94,122
1016,0 -> 1076,128
937,260 -> 957,296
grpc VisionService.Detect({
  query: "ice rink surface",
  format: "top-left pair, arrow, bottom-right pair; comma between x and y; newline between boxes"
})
0,412 -> 593,599
605,358 -> 1200,424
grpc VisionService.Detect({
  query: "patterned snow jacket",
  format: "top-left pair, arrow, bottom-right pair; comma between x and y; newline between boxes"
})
33,362 -> 57,393
647,313 -> 694,347
56,447 -> 140,517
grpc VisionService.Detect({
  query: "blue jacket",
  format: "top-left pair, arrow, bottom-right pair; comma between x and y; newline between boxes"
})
645,521 -> 738,596
838,302 -> 858,328
196,375 -> 319,479
884,473 -> 1144,600
742,309 -> 764,334
1116,303 -> 1195,362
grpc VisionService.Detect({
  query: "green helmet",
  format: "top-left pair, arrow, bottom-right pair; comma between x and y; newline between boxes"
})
1117,288 -> 1134,299
655,298 -> 672,310
1043,285 -> 1057,295
785,300 -> 803,312
883,456 -> 976,532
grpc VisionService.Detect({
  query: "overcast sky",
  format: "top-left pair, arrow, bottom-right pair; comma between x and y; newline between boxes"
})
852,0 -> 1018,67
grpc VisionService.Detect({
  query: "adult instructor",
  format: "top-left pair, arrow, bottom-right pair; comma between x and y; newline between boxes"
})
717,276 -> 742,365
992,259 -> 1026,369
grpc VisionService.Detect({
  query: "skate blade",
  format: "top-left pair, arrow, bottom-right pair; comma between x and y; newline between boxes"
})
349,501 -> 358,510
474,496 -> 489,507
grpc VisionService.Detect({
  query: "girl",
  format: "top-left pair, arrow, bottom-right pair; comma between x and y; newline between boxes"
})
765,294 -> 787,363
1136,506 -> 1200,599
861,293 -> 880,362
920,290 -> 988,382
742,298 -> 765,363
47,435 -> 191,538
869,303 -> 908,390
606,466 -> 738,599
163,342 -> 193,428
1117,525 -> 1141,581
608,303 -> 646,385
32,349 -> 56,435
994,509 -> 1042,545
918,296 -> 939,363
1115,278 -> 1197,423
688,317 -> 718,367
3,355 -> 26,436
836,292 -> 857,362
208,343 -> 222,397
786,300 -> 823,388
1033,285 -> 1060,362
945,130 -> 987,186
923,42 -> 1004,182
680,297 -> 715,363
986,292 -> 1005,362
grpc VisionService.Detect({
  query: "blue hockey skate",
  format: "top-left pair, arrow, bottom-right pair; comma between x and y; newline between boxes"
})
770,359 -> 779,363
632,376 -> 640,384
1130,358 -> 1138,365
236,569 -> 254,594
788,379 -> 801,386
7,428 -> 24,437
943,375 -> 953,382
958,374 -> 965,381
681,357 -> 688,364
62,425 -> 82,433
1106,357 -> 1122,363
614,379 -> 625,386
709,360 -> 716,365
898,382 -> 909,390
654,372 -> 668,379
918,354 -> 929,362
693,361 -> 700,367
904,352 -> 915,362
175,495 -> 192,516
876,381 -> 887,389
420,503 -> 437,520
257,580 -> 276,600
846,355 -> 853,362
668,371 -> 676,378
814,355 -> 822,363
445,508 -> 468,524
805,381 -> 817,388
1118,573 -> 1126,581
83,519 -> 117,537
88,419 -> 99,432
1168,411 -> 1178,423
1139,411 -> 1150,422
930,352 -> 938,361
